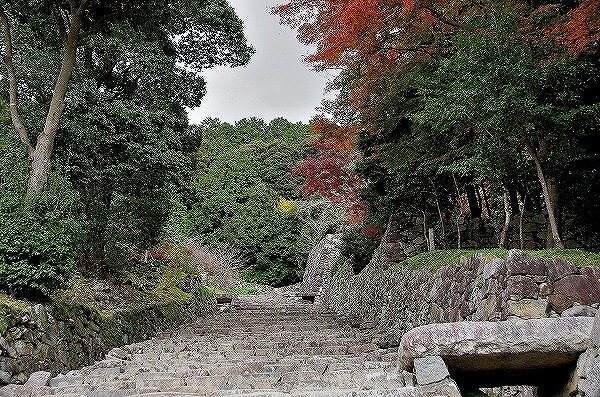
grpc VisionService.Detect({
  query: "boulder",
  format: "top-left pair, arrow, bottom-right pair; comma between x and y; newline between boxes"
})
554,274 -> 600,306
592,306 -> 600,347
0,371 -> 10,386
413,355 -> 450,385
506,250 -> 547,276
562,305 -> 597,318
24,371 -> 51,387
507,298 -> 548,319
399,317 -> 595,372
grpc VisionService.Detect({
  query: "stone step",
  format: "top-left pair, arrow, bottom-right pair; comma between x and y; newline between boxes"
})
6,294 -> 412,397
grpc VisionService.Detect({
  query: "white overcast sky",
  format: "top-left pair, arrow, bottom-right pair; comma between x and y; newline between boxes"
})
188,0 -> 333,124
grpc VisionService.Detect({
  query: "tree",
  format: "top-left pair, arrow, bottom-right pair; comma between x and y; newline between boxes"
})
176,118 -> 312,286
413,6 -> 599,248
1,0 -> 253,196
291,117 -> 365,222
278,0 -> 600,250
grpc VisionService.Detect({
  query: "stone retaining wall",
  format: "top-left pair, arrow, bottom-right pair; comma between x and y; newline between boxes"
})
315,240 -> 600,347
0,287 -> 215,385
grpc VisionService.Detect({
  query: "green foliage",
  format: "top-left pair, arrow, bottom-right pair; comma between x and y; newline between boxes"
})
178,118 -> 311,287
0,295 -> 27,333
339,226 -> 379,274
197,283 -> 214,301
0,135 -> 82,299
1,0 -> 254,274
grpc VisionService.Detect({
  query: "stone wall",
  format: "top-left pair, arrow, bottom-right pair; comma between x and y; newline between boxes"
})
313,241 -> 600,347
0,287 -> 215,385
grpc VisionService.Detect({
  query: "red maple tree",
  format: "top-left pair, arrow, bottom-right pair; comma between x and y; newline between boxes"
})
291,117 -> 367,223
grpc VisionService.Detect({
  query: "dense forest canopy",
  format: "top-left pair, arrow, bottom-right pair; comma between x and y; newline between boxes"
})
0,0 -> 254,297
0,0 -> 598,301
276,0 -> 599,269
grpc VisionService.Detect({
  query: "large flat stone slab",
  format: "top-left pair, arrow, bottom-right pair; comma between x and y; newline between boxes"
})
400,317 -> 594,372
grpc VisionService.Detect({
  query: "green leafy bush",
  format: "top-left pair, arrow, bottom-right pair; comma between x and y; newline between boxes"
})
0,184 -> 81,299
339,226 -> 379,274
180,118 -> 311,287
0,136 -> 82,299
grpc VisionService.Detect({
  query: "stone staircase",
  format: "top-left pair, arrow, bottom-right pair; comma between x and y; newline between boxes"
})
3,293 -> 421,397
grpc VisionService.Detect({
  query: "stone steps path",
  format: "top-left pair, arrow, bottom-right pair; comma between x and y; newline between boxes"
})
2,293 -> 420,397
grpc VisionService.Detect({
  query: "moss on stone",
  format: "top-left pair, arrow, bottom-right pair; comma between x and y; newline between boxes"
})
0,294 -> 28,334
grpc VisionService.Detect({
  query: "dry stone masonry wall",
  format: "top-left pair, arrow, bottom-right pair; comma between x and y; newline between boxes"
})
302,234 -> 600,395
378,212 -> 592,267
0,289 -> 215,385
315,240 -> 600,345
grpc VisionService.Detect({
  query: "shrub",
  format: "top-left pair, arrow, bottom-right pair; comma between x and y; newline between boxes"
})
0,182 -> 82,299
339,226 -> 379,274
0,135 -> 82,299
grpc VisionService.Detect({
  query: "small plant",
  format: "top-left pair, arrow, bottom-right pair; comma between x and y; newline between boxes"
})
230,285 -> 261,295
152,265 -> 191,303
275,197 -> 299,216
197,283 -> 214,301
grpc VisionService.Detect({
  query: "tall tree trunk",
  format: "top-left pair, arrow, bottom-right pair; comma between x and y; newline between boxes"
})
546,178 -> 559,248
500,188 -> 512,248
522,135 -> 564,248
0,5 -> 33,159
1,3 -> 87,196
27,14 -> 82,196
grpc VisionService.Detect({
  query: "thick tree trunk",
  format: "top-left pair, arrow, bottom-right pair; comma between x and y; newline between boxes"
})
522,136 -> 564,248
26,10 -> 83,196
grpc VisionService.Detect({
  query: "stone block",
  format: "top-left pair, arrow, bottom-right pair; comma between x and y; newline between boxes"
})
24,371 -> 51,387
506,250 -> 547,276
546,259 -> 578,282
483,258 -> 506,280
413,356 -> 450,385
593,309 -> 600,347
507,298 -> 548,319
0,371 -> 10,386
554,274 -> 600,306
578,354 -> 600,397
418,378 -> 462,397
400,317 -> 594,372
562,305 -> 597,318
549,293 -> 574,314
507,275 -> 538,300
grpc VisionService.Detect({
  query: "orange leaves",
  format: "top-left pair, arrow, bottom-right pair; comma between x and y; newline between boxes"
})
560,0 -> 600,56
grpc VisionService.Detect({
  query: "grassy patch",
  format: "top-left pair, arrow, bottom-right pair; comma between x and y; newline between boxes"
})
527,248 -> 600,268
397,248 -> 600,271
398,249 -> 508,271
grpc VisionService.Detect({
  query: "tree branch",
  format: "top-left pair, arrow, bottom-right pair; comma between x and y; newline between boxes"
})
423,6 -> 462,28
0,5 -> 33,158
52,3 -> 68,43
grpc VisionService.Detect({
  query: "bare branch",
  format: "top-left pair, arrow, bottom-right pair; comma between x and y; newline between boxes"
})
0,5 -> 33,158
